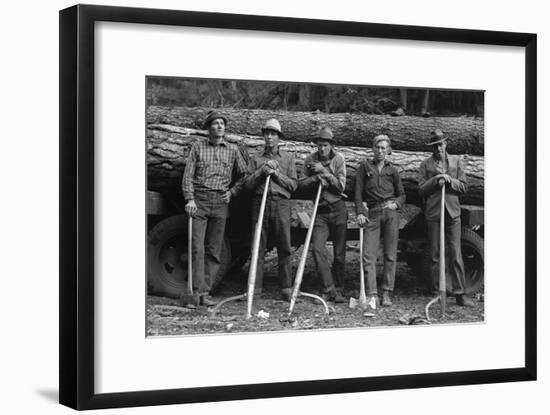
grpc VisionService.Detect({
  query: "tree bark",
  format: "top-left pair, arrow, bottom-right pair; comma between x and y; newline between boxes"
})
147,124 -> 484,206
147,106 -> 484,155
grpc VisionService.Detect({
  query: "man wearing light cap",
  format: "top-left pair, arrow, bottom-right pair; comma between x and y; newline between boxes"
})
418,129 -> 475,307
182,110 -> 248,308
298,126 -> 347,303
355,135 -> 406,308
244,119 -> 297,301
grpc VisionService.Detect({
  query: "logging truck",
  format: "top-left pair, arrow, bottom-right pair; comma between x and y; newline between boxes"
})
146,108 -> 484,298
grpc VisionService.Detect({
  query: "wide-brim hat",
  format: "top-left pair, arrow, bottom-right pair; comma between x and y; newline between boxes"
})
261,118 -> 284,137
313,126 -> 335,143
427,129 -> 447,146
203,111 -> 228,129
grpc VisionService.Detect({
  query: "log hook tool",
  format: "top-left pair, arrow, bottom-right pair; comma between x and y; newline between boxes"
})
288,182 -> 330,316
425,183 -> 447,320
211,175 -> 272,318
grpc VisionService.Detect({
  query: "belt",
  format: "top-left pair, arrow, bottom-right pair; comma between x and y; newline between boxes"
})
317,199 -> 345,214
369,200 -> 395,210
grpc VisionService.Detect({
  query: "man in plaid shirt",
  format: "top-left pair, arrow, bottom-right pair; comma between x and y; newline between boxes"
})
181,111 -> 248,308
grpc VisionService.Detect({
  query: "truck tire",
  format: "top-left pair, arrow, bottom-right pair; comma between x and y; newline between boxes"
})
147,214 -> 231,298
420,226 -> 484,295
460,227 -> 484,294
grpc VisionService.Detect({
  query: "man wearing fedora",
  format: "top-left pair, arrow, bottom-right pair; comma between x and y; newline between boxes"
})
244,119 -> 297,301
418,129 -> 475,307
355,135 -> 406,308
182,110 -> 248,308
298,126 -> 347,303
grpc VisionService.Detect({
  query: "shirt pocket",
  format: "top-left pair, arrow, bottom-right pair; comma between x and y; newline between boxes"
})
381,171 -> 396,193
196,160 -> 206,180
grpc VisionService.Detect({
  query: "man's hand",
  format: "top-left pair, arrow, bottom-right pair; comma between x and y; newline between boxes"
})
265,160 -> 280,171
262,164 -> 275,176
386,201 -> 398,210
357,213 -> 370,227
310,162 -> 326,174
436,173 -> 451,186
185,199 -> 198,217
221,191 -> 232,203
317,174 -> 329,188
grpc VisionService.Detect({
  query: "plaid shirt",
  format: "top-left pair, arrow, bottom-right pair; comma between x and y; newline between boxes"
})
182,138 -> 248,200
244,147 -> 297,199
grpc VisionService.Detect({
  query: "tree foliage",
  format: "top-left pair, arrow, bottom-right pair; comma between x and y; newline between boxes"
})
146,77 -> 483,116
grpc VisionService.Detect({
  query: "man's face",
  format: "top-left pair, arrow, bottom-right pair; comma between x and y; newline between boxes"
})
263,130 -> 280,150
432,140 -> 447,159
373,140 -> 389,162
208,118 -> 225,138
316,139 -> 332,159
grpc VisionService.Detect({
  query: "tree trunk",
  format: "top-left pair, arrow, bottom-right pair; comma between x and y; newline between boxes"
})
147,106 -> 484,155
147,124 -> 484,206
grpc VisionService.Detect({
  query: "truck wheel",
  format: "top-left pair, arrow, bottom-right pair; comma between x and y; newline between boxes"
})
147,214 -> 231,298
420,227 -> 484,295
461,227 -> 484,294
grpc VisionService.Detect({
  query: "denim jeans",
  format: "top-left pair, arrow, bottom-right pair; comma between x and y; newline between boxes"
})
362,207 -> 399,295
250,197 -> 292,293
311,200 -> 348,292
427,212 -> 466,295
191,191 -> 229,295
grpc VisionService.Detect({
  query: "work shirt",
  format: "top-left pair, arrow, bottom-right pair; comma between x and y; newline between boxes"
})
354,158 -> 406,216
299,149 -> 346,206
182,138 -> 248,201
244,147 -> 297,199
418,153 -> 467,221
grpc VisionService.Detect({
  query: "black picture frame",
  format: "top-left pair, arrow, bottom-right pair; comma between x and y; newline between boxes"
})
59,4 -> 537,410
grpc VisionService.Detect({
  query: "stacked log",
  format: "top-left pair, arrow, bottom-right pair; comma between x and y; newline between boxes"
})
147,106 -> 484,155
147,124 -> 484,206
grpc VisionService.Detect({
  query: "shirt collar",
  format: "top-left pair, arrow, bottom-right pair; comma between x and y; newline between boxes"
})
369,158 -> 390,167
207,137 -> 227,147
315,149 -> 335,162
263,146 -> 280,156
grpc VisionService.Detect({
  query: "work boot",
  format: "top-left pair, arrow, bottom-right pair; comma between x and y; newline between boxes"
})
456,294 -> 475,307
200,295 -> 216,307
322,288 -> 345,304
182,293 -> 200,309
381,291 -> 393,307
281,289 -> 292,302
391,107 -> 406,116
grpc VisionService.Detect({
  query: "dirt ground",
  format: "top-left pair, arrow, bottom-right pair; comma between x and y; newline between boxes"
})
147,242 -> 484,336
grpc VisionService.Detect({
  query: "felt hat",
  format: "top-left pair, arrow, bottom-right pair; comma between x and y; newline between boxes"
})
203,110 -> 228,128
261,118 -> 284,137
314,126 -> 335,143
427,129 -> 447,146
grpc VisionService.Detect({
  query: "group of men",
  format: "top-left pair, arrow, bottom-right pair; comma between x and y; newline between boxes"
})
181,110 -> 475,310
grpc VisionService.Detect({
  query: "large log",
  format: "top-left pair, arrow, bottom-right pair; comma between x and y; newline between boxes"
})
147,106 -> 484,156
147,124 -> 484,206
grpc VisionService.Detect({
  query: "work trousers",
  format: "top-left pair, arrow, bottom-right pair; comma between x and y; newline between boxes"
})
250,196 -> 292,293
362,207 -> 399,295
427,212 -> 466,295
190,191 -> 229,295
311,200 -> 348,293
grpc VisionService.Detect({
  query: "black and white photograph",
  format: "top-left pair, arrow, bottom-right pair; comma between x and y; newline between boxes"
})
146,78 -> 485,336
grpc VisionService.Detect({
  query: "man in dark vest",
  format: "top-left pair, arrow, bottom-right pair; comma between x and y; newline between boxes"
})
418,129 -> 475,307
244,119 -> 297,301
299,127 -> 347,303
